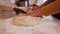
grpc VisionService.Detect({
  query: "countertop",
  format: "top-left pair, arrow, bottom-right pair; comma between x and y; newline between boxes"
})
0,16 -> 60,34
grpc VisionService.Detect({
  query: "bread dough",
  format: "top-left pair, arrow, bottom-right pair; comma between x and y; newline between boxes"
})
12,16 -> 42,26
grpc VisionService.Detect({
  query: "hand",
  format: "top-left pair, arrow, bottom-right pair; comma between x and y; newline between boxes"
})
18,6 -> 43,17
30,8 -> 43,17
26,6 -> 43,17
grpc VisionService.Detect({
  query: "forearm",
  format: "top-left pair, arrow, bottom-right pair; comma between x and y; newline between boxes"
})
39,0 -> 55,8
40,0 -> 60,16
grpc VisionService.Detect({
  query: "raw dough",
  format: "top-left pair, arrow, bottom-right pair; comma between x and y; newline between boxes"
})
12,16 -> 42,26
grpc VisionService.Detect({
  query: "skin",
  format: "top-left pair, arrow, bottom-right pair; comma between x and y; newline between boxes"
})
25,0 -> 56,17
18,0 -> 57,16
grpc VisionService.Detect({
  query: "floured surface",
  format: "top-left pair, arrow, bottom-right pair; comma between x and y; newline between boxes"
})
0,19 -> 15,34
0,16 -> 60,34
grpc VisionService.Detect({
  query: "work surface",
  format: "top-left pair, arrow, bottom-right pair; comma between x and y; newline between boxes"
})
0,16 -> 60,34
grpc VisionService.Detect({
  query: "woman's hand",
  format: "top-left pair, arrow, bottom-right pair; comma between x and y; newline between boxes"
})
26,6 -> 43,17
17,6 -> 43,17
